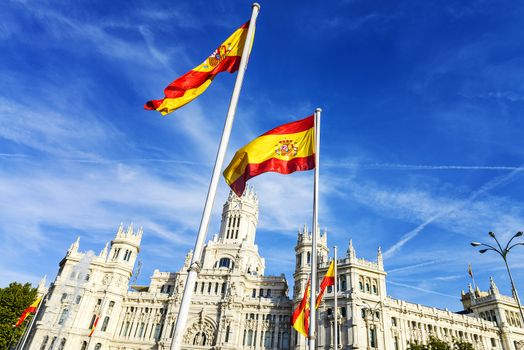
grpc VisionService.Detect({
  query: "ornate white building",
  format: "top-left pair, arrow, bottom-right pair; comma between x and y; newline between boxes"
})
25,189 -> 524,350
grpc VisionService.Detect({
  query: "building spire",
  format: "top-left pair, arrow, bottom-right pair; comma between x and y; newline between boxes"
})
99,242 -> 109,259
377,246 -> 383,270
68,236 -> 80,255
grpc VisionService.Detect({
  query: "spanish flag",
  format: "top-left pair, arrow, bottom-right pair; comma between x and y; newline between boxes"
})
223,115 -> 315,197
145,21 -> 252,115
14,296 -> 41,327
88,315 -> 100,337
316,260 -> 335,308
291,279 -> 311,337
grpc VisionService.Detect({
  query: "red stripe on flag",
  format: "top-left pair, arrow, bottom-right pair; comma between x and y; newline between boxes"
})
262,115 -> 314,136
144,56 -> 241,110
229,155 -> 315,197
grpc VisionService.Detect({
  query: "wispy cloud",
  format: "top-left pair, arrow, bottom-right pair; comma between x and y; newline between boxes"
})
384,167 -> 524,258
388,280 -> 459,300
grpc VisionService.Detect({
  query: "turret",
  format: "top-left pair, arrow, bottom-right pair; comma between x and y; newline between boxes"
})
293,224 -> 329,300
109,223 -> 142,274
218,188 -> 259,246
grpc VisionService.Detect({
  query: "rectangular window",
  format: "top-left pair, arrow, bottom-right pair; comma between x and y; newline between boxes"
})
369,327 -> 377,348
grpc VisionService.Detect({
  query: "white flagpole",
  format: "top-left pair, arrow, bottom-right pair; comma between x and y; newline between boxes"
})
17,294 -> 45,350
333,246 -> 338,350
309,108 -> 322,350
170,4 -> 260,350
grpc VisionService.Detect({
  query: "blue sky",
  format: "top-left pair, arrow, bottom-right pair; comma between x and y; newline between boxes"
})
1,0 -> 524,311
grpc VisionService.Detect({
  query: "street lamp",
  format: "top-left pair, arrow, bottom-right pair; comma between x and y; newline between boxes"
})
470,231 -> 524,325
361,301 -> 381,349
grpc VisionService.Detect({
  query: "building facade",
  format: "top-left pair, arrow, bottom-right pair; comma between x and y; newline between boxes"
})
292,235 -> 524,350
26,189 -> 524,350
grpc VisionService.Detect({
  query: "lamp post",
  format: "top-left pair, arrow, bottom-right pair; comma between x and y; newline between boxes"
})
361,301 -> 381,350
471,231 -> 524,325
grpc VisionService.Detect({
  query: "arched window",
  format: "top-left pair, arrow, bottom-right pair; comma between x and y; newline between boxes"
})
219,257 -> 231,268
80,341 -> 87,350
94,343 -> 102,350
58,309 -> 69,325
264,330 -> 272,347
307,252 -> 311,265
359,281 -> 364,291
101,316 -> 110,332
297,253 -> 302,267
372,284 -> 378,295
247,330 -> 254,346
365,282 -> 370,293
154,323 -> 162,340
193,331 -> 207,346
225,325 -> 231,343
340,276 -> 347,291
282,332 -> 290,348
58,338 -> 66,350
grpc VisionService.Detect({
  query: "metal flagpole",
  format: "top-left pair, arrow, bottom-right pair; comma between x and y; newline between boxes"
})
170,4 -> 260,350
16,294 -> 45,350
308,108 -> 322,350
333,246 -> 338,350
468,263 -> 477,291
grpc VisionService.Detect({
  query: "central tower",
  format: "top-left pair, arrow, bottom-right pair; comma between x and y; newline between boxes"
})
218,186 -> 259,246
201,187 -> 265,275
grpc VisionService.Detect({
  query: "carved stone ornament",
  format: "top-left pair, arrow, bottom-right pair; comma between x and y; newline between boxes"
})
183,319 -> 216,347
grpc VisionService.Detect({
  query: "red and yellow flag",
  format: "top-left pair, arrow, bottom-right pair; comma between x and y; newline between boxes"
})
14,296 -> 41,327
223,115 -> 315,197
145,21 -> 252,115
291,279 -> 311,337
88,315 -> 100,337
315,260 -> 335,308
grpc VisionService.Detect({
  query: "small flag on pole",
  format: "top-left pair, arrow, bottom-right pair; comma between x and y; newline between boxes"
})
468,263 -> 474,278
223,115 -> 315,196
316,260 -> 335,308
88,315 -> 100,337
145,21 -> 253,115
14,297 -> 42,327
291,279 -> 311,337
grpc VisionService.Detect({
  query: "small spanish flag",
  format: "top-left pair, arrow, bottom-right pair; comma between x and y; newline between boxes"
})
145,21 -> 253,115
316,260 -> 335,308
223,115 -> 315,197
88,315 -> 100,337
291,279 -> 311,337
14,296 -> 41,327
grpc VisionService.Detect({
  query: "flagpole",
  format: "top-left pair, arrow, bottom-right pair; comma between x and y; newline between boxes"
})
169,4 -> 260,350
468,264 -> 477,291
333,246 -> 338,350
16,294 -> 45,350
309,108 -> 322,350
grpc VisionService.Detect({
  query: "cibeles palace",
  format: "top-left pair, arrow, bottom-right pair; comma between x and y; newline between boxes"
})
26,189 -> 524,350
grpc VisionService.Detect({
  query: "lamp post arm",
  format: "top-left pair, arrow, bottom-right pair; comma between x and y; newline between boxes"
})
504,235 -> 519,252
508,242 -> 524,251
481,245 -> 505,258
491,235 -> 506,256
